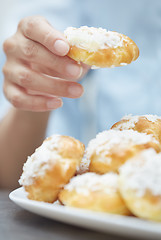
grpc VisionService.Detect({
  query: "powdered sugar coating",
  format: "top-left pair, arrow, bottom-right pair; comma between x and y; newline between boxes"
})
64,172 -> 118,196
64,26 -> 124,52
86,129 -> 158,159
114,114 -> 161,130
19,135 -> 67,186
119,148 -> 161,197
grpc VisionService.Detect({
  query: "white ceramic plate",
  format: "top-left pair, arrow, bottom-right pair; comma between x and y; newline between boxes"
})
9,187 -> 161,239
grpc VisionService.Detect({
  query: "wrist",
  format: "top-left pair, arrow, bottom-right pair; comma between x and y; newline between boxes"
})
10,107 -> 50,122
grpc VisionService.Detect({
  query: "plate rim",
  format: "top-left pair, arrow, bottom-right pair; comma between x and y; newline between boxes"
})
9,187 -> 161,239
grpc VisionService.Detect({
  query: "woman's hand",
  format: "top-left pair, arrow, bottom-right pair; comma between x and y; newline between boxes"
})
3,16 -> 88,112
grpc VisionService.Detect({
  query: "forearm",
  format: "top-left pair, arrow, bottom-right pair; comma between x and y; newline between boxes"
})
0,107 -> 50,189
1,16 -> 86,189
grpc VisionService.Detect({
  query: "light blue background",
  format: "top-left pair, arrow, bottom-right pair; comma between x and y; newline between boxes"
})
1,0 -> 161,145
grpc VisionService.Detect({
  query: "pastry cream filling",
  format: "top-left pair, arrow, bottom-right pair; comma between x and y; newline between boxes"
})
64,26 -> 124,52
119,148 -> 161,197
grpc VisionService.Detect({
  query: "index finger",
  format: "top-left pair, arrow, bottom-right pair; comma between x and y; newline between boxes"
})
18,16 -> 70,56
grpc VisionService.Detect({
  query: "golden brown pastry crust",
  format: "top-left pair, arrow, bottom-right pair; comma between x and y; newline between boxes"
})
59,173 -> 130,215
86,130 -> 161,174
111,115 -> 161,145
89,142 -> 161,174
25,160 -> 79,202
118,148 -> 161,222
67,33 -> 139,68
20,135 -> 85,203
59,189 -> 130,215
119,185 -> 161,222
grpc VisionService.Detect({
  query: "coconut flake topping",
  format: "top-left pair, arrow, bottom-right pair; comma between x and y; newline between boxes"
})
64,26 -> 124,52
19,135 -> 62,186
86,129 -> 158,159
114,114 -> 161,130
64,172 -> 118,196
119,148 -> 161,197
76,156 -> 90,175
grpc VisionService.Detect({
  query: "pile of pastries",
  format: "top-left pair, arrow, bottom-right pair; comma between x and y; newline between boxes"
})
18,27 -> 161,222
19,114 -> 161,222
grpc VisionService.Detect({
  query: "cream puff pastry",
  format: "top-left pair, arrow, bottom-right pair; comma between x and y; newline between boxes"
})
111,114 -> 161,145
64,26 -> 139,68
119,148 -> 161,222
59,172 -> 130,215
86,129 -> 161,174
19,135 -> 85,202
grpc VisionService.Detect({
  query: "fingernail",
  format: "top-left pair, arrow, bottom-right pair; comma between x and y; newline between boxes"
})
66,64 -> 83,78
68,85 -> 84,97
54,40 -> 69,56
47,98 -> 63,109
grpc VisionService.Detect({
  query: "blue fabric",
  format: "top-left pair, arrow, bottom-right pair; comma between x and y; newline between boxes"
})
1,0 -> 161,145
